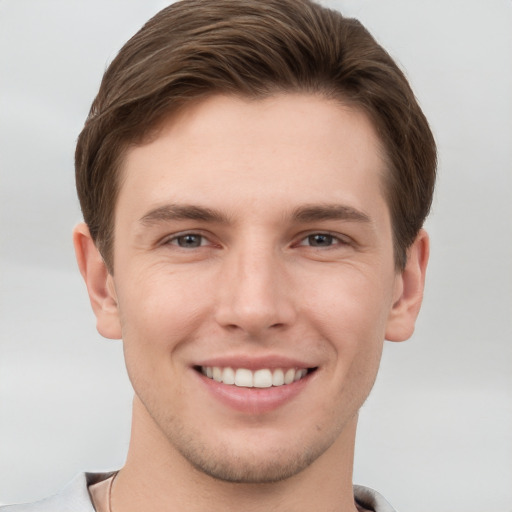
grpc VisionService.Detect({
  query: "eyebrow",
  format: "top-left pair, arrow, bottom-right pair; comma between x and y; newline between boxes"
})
139,203 -> 371,227
139,204 -> 230,226
291,204 -> 371,224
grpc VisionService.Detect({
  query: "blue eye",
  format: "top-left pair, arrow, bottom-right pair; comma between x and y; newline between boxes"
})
306,234 -> 336,247
172,234 -> 204,248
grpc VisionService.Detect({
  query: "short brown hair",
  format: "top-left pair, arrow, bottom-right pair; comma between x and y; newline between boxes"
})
75,0 -> 436,271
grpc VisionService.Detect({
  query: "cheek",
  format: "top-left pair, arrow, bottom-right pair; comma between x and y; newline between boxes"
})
115,266 -> 213,357
304,266 -> 394,338
115,270 -> 205,407
302,266 -> 393,398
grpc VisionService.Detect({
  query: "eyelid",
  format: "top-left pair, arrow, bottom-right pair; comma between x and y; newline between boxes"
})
295,231 -> 352,247
160,230 -> 216,247
157,229 -> 352,249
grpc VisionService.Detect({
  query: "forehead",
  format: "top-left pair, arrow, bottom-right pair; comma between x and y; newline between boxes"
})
117,93 -> 388,223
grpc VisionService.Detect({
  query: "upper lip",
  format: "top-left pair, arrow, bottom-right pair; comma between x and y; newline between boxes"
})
194,354 -> 316,371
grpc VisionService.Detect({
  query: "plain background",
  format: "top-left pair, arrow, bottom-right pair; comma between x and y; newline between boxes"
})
0,1 -> 511,511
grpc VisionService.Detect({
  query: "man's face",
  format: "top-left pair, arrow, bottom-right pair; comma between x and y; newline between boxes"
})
104,94 -> 406,482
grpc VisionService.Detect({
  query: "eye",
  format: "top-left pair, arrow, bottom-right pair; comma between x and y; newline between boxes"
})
169,233 -> 207,248
306,234 -> 335,247
297,233 -> 348,248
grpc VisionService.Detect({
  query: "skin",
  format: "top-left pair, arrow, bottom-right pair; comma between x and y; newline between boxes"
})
74,93 -> 429,512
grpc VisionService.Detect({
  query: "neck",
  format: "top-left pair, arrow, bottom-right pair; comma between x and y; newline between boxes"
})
112,396 -> 360,512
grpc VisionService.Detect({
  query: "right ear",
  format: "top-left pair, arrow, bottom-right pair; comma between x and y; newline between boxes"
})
73,222 -> 122,339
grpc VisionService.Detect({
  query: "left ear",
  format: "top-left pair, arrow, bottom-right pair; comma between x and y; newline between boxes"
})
385,229 -> 430,342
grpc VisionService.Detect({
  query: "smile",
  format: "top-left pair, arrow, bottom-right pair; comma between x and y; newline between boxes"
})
199,366 -> 311,388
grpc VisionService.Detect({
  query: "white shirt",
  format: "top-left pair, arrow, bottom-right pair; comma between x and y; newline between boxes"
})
0,472 -> 397,512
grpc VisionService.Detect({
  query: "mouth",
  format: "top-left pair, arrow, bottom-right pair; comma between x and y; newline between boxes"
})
195,366 -> 317,388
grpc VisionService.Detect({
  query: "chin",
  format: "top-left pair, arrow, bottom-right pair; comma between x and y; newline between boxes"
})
162,418 -> 342,484
179,442 -> 321,484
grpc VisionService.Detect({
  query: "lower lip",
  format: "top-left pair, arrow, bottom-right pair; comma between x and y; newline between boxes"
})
195,370 -> 313,414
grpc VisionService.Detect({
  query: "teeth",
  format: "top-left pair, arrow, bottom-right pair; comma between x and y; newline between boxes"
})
284,368 -> 295,385
235,368 -> 253,387
200,366 -> 309,388
212,367 -> 222,382
253,369 -> 272,388
222,367 -> 235,385
294,369 -> 307,382
272,368 -> 284,386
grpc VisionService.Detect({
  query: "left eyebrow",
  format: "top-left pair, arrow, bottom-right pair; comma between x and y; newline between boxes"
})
139,204 -> 230,227
291,204 -> 372,224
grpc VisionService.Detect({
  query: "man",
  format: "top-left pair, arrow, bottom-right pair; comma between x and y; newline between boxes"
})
2,0 -> 436,510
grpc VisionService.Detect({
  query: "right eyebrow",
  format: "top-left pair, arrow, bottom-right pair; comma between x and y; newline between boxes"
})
139,204 -> 230,227
291,204 -> 372,224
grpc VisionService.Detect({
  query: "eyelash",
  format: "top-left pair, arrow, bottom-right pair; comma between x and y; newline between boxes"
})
162,231 -> 350,250
164,232 -> 210,249
296,232 -> 350,248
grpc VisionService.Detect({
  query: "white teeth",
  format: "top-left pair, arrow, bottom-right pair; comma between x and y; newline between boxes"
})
235,368 -> 253,387
212,367 -> 222,382
284,368 -> 295,385
253,369 -> 273,388
200,366 -> 309,388
222,367 -> 235,385
294,369 -> 307,382
272,368 -> 284,386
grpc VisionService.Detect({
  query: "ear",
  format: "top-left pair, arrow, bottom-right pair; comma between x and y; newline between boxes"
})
73,222 -> 122,339
385,229 -> 430,342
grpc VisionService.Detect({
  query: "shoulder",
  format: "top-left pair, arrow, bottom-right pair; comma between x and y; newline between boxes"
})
0,473 -> 114,512
353,485 -> 397,512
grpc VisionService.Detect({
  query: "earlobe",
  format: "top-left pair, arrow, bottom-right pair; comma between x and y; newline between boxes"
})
385,229 -> 430,342
73,222 -> 122,340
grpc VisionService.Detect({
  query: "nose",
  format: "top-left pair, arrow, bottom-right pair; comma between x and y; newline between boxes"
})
214,242 -> 296,337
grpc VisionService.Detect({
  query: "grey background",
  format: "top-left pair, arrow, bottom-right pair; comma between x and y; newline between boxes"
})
1,1 -> 511,510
